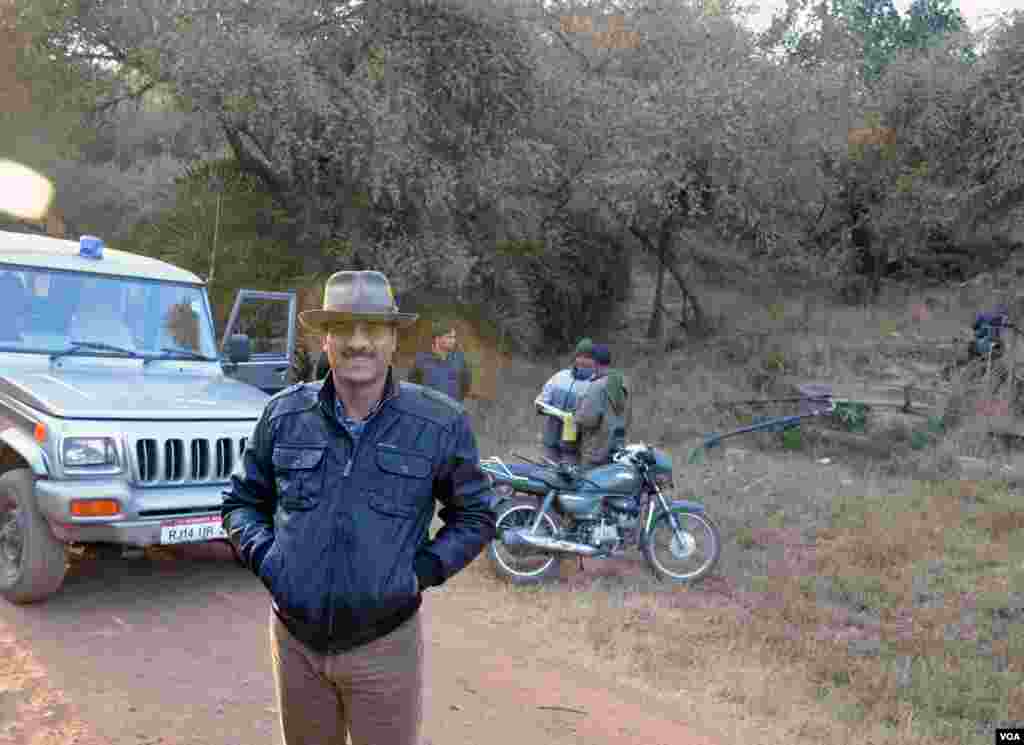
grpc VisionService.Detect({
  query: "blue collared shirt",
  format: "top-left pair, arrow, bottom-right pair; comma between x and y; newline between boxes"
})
334,396 -> 385,451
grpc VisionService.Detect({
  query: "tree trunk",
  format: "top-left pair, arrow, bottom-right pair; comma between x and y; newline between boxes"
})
631,222 -> 707,338
663,246 -> 707,335
647,238 -> 666,340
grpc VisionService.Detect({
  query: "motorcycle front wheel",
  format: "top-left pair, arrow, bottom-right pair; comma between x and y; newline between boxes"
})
641,508 -> 721,584
488,498 -> 564,585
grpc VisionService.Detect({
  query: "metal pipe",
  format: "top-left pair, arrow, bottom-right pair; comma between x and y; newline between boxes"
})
501,529 -> 601,556
530,490 -> 557,534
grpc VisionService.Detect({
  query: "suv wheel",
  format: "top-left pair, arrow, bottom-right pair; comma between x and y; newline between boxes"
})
0,468 -> 67,604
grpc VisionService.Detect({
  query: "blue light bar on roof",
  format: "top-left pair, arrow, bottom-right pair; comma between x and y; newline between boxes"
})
79,235 -> 103,259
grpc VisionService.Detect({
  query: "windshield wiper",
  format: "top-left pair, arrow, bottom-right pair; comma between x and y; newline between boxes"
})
50,340 -> 142,361
145,346 -> 217,364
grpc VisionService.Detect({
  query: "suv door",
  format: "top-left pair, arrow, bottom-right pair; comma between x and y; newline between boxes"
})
220,289 -> 297,394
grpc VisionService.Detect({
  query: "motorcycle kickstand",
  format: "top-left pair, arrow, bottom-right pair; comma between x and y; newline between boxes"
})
578,556 -> 585,571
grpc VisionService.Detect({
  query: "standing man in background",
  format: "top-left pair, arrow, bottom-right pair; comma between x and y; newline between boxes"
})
408,320 -> 473,403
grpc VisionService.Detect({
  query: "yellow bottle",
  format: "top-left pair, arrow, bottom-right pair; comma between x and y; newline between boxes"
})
561,413 -> 577,443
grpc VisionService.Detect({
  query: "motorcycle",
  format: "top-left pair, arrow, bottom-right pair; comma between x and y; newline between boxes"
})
479,443 -> 721,585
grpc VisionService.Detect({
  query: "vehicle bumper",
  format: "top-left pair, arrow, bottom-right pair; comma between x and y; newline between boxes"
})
34,477 -> 228,547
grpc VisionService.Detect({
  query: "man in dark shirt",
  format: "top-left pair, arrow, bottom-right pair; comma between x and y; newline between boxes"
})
407,319 -> 473,402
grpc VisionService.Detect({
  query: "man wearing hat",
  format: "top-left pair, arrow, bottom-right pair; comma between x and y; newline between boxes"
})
535,337 -> 597,465
407,319 -> 473,402
576,344 -> 632,467
222,270 -> 497,745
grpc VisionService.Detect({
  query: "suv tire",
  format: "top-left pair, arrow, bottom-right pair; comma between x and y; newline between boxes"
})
0,468 -> 67,604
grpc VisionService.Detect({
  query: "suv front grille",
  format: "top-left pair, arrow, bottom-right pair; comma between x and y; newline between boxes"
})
136,439 -> 158,481
133,436 -> 247,485
165,439 -> 184,480
191,439 -> 210,480
215,438 -> 233,480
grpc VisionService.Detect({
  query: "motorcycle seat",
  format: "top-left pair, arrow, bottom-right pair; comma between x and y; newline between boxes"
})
506,462 -> 575,490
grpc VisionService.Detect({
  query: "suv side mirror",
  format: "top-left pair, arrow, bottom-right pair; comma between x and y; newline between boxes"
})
225,334 -> 251,364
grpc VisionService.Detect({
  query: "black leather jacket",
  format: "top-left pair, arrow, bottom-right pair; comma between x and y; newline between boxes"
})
222,369 -> 496,654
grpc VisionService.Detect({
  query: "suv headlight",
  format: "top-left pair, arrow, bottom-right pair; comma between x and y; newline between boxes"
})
63,438 -> 119,468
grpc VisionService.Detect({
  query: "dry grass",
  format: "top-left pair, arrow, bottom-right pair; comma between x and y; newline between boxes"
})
454,268 -> 1024,745
445,560 -> 856,745
447,471 -> 1023,744
752,479 -> 1024,744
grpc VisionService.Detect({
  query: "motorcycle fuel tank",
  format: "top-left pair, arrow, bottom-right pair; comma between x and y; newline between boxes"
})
556,491 -> 603,518
557,463 -> 641,518
577,463 -> 640,495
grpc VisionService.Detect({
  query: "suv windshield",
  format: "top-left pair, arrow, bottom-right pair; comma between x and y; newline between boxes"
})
0,265 -> 218,360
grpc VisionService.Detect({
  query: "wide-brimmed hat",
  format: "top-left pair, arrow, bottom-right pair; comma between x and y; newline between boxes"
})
299,270 -> 419,333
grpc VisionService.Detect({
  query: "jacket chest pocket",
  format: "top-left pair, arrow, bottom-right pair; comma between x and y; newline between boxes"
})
373,445 -> 433,509
273,445 -> 327,511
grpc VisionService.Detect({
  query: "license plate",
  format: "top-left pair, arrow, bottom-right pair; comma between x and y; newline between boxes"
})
160,516 -> 227,545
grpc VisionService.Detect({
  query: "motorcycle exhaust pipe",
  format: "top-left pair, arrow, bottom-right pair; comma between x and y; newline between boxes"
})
501,528 -> 602,556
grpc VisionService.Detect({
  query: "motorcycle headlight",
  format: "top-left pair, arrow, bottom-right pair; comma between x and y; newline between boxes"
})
63,437 -> 119,468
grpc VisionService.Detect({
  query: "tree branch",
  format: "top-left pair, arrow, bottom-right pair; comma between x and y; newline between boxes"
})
632,221 -> 706,332
90,80 -> 156,114
629,222 -> 656,252
291,2 -> 364,39
525,149 -> 592,209
220,120 -> 288,195
87,33 -> 132,64
67,51 -> 124,63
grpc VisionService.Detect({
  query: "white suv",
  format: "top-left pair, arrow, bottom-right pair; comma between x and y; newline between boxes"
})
0,231 -> 296,603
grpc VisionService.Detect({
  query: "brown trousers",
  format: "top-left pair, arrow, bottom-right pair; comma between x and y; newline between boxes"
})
270,608 -> 424,745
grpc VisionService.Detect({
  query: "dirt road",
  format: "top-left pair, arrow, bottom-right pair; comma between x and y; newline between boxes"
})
0,543 -> 720,745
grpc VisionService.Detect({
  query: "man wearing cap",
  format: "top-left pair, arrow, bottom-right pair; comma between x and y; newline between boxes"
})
408,320 -> 473,402
576,344 -> 632,468
221,270 -> 496,745
536,338 -> 597,465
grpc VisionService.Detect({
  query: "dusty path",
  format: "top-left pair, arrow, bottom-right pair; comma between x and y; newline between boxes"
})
0,543 -> 720,745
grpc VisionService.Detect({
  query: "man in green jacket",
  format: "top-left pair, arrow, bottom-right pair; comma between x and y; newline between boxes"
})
576,343 -> 632,467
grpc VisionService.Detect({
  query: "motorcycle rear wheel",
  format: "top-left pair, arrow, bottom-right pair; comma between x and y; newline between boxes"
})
488,498 -> 564,585
641,508 -> 721,584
